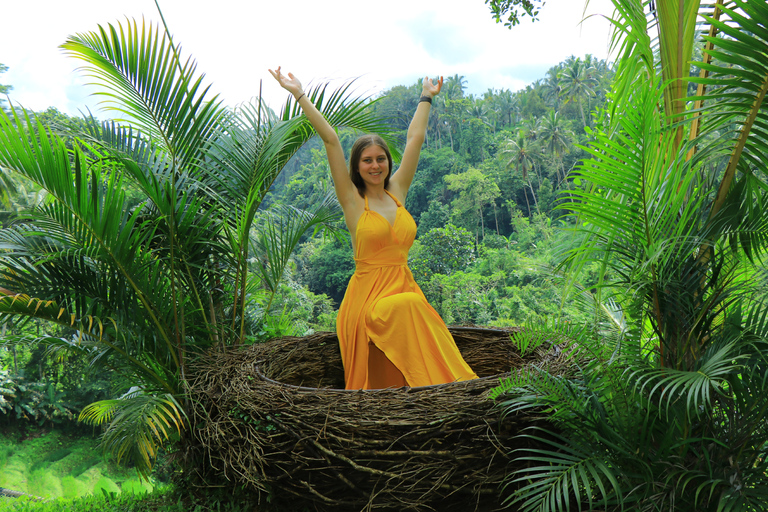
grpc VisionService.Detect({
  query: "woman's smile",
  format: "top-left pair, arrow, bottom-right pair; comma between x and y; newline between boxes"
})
359,145 -> 389,185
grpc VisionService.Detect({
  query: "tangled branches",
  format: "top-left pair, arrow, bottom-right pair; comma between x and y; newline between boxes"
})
187,327 -> 567,511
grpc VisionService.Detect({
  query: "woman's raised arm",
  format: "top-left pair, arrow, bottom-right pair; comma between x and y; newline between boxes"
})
388,76 -> 443,201
269,67 -> 357,207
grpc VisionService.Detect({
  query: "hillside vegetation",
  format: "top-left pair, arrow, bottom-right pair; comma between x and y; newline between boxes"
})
0,430 -> 152,501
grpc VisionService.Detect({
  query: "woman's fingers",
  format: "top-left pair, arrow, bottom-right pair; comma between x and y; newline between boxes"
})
421,75 -> 443,96
269,68 -> 303,98
268,67 -> 283,82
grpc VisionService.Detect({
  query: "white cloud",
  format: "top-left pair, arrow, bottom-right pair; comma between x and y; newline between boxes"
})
1,0 -> 616,116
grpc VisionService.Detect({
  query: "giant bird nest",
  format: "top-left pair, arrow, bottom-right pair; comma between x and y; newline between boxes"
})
188,326 -> 569,511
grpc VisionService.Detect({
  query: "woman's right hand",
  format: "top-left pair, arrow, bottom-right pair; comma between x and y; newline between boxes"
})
268,66 -> 350,204
268,66 -> 304,99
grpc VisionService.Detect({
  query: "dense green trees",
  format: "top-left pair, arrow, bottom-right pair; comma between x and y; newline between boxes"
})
409,224 -> 476,278
254,52 -> 615,335
0,63 -> 11,113
294,236 -> 354,308
496,0 -> 768,509
0,17 -> 391,474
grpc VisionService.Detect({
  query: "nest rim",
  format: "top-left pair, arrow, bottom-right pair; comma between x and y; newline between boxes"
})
253,325 -> 518,393
188,324 -> 565,511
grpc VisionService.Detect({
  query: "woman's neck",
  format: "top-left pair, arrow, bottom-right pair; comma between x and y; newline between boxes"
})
364,185 -> 388,200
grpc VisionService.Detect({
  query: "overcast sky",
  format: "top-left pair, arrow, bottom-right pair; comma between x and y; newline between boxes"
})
2,0 -> 616,117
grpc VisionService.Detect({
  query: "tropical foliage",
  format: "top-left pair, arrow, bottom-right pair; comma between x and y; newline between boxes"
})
485,0 -> 545,27
0,367 -> 74,427
0,17 -> 391,475
2,46 -> 613,462
496,0 -> 768,509
0,63 -> 12,114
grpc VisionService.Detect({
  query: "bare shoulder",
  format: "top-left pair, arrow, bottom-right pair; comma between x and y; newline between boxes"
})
341,193 -> 366,233
336,183 -> 362,211
386,182 -> 407,204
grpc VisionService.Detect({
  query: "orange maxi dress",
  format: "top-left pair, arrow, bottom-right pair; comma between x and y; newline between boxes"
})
336,190 -> 478,390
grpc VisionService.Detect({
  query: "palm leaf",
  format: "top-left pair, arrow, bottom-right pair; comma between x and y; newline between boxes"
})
508,429 -> 624,512
604,0 -> 655,124
656,0 -> 700,123
628,340 -> 740,415
251,190 -> 344,301
61,18 -> 225,173
0,106 -> 188,375
80,392 -> 185,476
691,0 -> 768,220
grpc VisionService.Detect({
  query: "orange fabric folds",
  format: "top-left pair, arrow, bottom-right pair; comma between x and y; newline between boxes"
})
336,191 -> 478,389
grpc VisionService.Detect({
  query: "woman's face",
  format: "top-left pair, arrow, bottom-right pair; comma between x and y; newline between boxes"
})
358,145 -> 389,188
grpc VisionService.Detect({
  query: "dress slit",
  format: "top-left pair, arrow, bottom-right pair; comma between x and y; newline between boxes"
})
336,190 -> 478,389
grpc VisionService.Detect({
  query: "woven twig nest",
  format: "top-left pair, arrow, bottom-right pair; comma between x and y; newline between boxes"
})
188,326 -> 567,511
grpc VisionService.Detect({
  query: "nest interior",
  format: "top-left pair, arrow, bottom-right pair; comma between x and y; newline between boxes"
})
188,327 -> 565,511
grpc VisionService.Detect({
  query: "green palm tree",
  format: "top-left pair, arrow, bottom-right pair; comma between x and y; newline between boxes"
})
502,131 -> 542,216
538,110 -> 574,186
443,74 -> 468,99
427,95 -> 444,148
521,116 -> 541,142
0,18 -> 391,475
468,99 -> 492,128
540,67 -> 563,110
497,89 -> 519,127
482,88 -> 518,130
558,56 -> 598,127
498,0 -> 768,509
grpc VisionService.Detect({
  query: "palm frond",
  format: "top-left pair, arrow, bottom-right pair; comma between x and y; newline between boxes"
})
507,429 -> 624,512
656,0 -> 700,125
628,340 -> 740,416
60,18 -> 226,172
689,0 -> 768,220
80,392 -> 185,477
604,0 -> 656,124
251,189 -> 344,300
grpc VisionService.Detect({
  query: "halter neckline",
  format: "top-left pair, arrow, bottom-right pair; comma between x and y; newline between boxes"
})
364,189 -> 401,211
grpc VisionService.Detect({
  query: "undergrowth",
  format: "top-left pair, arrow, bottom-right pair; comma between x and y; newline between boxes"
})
0,486 -> 297,511
0,429 -> 298,511
0,429 -> 149,501
0,488 -> 174,512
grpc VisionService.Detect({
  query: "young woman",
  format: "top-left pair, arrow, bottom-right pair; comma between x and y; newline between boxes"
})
270,67 -> 477,389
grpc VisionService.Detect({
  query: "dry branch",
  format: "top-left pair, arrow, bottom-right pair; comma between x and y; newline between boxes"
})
187,326 -> 568,511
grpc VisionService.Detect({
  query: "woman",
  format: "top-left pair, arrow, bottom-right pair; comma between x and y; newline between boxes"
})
270,67 -> 477,389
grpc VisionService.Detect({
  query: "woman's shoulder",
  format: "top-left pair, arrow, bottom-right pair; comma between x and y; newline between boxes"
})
341,193 -> 366,219
385,183 -> 407,206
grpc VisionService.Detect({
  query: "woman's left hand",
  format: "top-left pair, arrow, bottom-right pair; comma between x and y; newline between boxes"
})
421,76 -> 443,98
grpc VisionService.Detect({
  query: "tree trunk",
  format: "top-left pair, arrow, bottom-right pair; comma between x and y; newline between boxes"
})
479,206 -> 485,239
523,189 -> 531,217
529,178 -> 540,215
